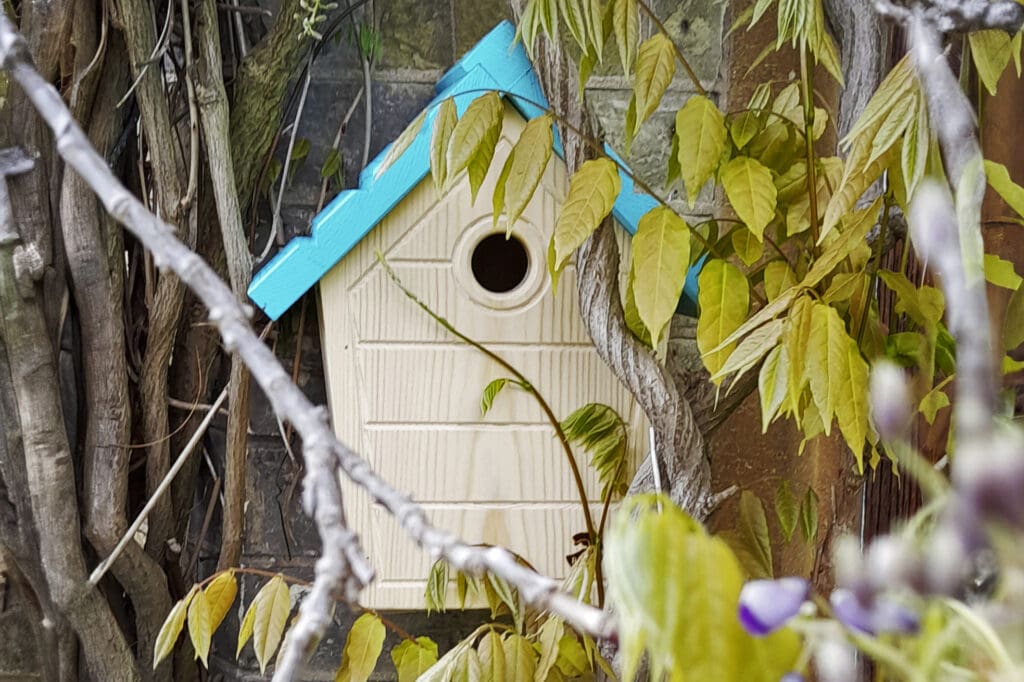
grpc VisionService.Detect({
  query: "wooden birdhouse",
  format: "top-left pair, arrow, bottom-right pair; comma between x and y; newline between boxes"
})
248,21 -> 700,608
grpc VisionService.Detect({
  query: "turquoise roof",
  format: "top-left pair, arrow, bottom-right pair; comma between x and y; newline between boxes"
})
247,20 -> 701,320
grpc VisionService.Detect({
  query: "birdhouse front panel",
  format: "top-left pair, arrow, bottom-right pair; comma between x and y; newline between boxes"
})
318,103 -> 649,608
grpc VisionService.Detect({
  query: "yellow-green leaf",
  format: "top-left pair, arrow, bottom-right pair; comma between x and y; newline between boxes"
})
502,634 -> 538,680
759,344 -> 789,432
868,94 -> 915,167
478,630 -> 506,682
711,318 -> 784,386
430,98 -> 458,192
799,488 -> 819,541
555,634 -> 589,677
335,612 -> 386,682
806,303 -> 849,437
253,575 -> 292,674
534,617 -> 564,682
820,145 -> 894,242
836,339 -> 870,471
496,114 -> 553,229
425,559 -> 449,614
732,226 -> 764,266
375,109 -> 427,178
204,570 -> 238,636
624,268 -> 654,347
613,0 -> 638,74
774,480 -> 800,542
558,0 -> 588,50
721,156 -> 777,240
736,490 -> 773,578
784,296 -> 813,417
552,158 -> 621,271
629,34 -> 676,142
730,111 -> 762,150
677,96 -> 727,207
1004,285 -> 1024,350
985,253 -> 1023,290
605,496 -> 799,682
697,259 -> 750,382
631,207 -> 691,347
970,29 -> 1014,95
391,637 -> 439,682
237,594 -> 257,658
154,590 -> 195,669
763,261 -> 797,302
985,159 -> 1024,218
446,92 -> 503,197
188,588 -> 213,666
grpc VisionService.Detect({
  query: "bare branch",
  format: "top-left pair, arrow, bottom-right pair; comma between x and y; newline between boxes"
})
0,17 -> 617,680
875,0 -> 1024,34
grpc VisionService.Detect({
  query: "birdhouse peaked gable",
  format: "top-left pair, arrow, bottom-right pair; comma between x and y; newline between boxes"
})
247,20 -> 700,320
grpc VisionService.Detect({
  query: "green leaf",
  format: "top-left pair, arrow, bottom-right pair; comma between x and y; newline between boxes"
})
391,637 -> 439,682
321,148 -> 342,180
799,487 -> 819,542
836,339 -> 870,471
1004,285 -> 1024,350
478,630 -> 506,682
919,384 -> 950,425
375,108 -> 427,178
720,156 -> 778,240
697,259 -> 750,381
495,114 -> 553,231
806,303 -> 848,437
631,207 -> 691,347
252,575 -> 292,674
481,378 -> 511,416
446,92 -> 503,199
425,559 -> 449,613
552,158 -> 621,271
502,634 -> 538,680
612,0 -> 638,74
486,572 -> 521,629
534,617 -> 564,682
204,570 -> 238,637
154,590 -> 194,669
985,159 -> 1024,218
878,270 -> 944,328
187,588 -> 213,666
775,481 -> 800,543
677,96 -> 728,207
290,137 -> 311,162
624,268 -> 654,347
558,0 -> 588,50
711,318 -> 784,386
555,635 -> 589,677
605,496 -> 800,682
970,29 -> 1014,95
335,612 -> 386,682
731,226 -> 764,266
560,403 -> 630,498
628,34 -> 676,143
985,253 -> 1023,290
737,490 -> 773,578
758,344 -> 789,432
430,98 -> 458,192
763,261 -> 797,302
730,111 -> 763,150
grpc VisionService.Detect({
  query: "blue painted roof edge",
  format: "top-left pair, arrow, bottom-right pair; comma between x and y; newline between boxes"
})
248,19 -> 703,321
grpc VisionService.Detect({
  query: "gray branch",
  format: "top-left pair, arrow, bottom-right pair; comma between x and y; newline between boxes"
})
875,0 -> 1024,34
0,16 -> 615,679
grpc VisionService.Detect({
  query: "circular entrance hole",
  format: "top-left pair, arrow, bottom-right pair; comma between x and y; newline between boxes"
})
470,232 -> 530,294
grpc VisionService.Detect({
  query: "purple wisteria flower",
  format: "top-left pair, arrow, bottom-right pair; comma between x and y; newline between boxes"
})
738,577 -> 810,636
830,588 -> 919,635
780,673 -> 805,682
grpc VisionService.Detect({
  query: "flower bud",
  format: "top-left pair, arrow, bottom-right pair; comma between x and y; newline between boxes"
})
870,362 -> 912,442
738,577 -> 810,636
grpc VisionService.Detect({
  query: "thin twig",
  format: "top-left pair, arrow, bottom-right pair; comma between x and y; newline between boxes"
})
315,84 -> 364,211
88,386 -> 229,586
178,0 -> 200,211
262,53 -> 314,261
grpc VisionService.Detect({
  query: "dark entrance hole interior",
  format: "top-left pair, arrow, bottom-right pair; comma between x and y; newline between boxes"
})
470,232 -> 530,294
